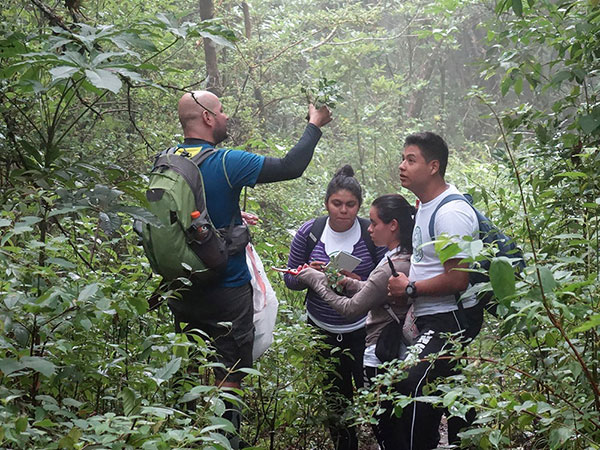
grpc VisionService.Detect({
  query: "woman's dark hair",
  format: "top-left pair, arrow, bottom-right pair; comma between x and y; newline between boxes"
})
325,165 -> 363,206
371,194 -> 415,252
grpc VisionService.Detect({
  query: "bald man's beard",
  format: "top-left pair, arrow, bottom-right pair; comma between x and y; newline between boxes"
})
213,122 -> 228,145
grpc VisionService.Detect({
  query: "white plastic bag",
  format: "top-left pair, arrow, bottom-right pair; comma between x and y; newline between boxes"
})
246,244 -> 278,361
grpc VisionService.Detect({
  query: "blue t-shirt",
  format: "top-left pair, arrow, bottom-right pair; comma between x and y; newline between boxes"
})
178,143 -> 265,287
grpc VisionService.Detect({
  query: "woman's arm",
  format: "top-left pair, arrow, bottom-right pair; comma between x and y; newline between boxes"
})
297,262 -> 408,320
339,277 -> 364,296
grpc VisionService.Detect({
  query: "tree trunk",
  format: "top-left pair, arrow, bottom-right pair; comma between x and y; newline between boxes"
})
406,44 -> 440,119
242,1 -> 251,39
199,0 -> 222,95
353,105 -> 365,185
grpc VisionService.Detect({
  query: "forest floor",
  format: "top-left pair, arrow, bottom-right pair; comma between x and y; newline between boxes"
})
357,416 -> 450,449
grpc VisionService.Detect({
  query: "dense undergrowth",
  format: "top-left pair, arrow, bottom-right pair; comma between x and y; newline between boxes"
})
1,0 -> 600,448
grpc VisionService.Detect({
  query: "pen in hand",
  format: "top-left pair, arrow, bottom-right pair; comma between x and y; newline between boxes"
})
387,256 -> 399,277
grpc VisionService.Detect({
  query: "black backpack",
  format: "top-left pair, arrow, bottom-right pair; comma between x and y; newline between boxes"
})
304,216 -> 379,264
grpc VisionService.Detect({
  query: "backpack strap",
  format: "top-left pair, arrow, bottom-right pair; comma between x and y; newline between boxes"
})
304,216 -> 379,264
152,147 -> 215,214
427,193 -> 473,239
304,216 -> 328,262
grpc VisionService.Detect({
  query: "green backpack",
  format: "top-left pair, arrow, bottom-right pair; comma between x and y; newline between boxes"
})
140,147 -> 228,282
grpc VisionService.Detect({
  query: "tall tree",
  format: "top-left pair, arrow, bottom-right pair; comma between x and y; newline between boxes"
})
199,0 -> 222,95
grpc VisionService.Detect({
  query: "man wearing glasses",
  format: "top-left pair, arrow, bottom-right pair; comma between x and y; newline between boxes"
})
168,90 -> 331,448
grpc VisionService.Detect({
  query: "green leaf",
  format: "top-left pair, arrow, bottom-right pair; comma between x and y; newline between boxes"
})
117,206 -> 162,227
84,68 -> 122,93
78,283 -> 100,302
15,417 -> 28,433
49,66 -> 79,81
112,33 -> 158,53
57,427 -> 82,448
21,356 -> 56,377
556,171 -> 587,179
538,266 -> 557,293
198,31 -> 235,49
152,357 -> 181,386
511,0 -> 523,16
514,76 -> 523,95
490,259 -> 516,300
573,314 -> 600,333
0,358 -> 25,376
552,71 -> 571,85
47,257 -> 76,269
501,76 -> 513,96
120,387 -> 142,416
549,427 -> 573,448
489,429 -> 502,446
579,114 -> 600,134
140,406 -> 176,418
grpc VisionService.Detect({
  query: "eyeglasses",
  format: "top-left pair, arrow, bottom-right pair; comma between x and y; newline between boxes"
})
190,92 -> 217,116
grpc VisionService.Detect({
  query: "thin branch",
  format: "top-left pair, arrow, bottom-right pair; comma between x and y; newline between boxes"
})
70,78 -> 103,119
52,217 -> 97,272
55,91 -> 108,146
29,0 -> 70,31
1,94 -> 47,145
49,80 -> 73,138
253,36 -> 308,68
319,9 -> 421,48
141,38 -> 180,65
436,355 -> 600,430
125,80 -> 156,153
300,26 -> 338,53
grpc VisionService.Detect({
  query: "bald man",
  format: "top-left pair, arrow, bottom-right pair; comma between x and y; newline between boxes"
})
166,91 -> 331,445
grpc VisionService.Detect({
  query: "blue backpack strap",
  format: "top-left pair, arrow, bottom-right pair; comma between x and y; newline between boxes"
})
427,194 -> 473,239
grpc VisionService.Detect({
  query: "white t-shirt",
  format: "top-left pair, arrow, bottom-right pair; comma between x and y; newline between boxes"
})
321,217 -> 361,256
410,184 -> 479,317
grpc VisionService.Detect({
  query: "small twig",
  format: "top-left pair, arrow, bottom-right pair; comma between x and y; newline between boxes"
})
431,354 -> 600,430
125,80 -> 156,154
29,0 -> 69,31
300,26 -> 338,53
56,91 -> 109,146
141,38 -> 180,65
52,217 -> 97,272
1,94 -> 47,145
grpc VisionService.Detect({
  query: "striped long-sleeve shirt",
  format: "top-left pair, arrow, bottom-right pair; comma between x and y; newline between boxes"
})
284,218 -> 386,328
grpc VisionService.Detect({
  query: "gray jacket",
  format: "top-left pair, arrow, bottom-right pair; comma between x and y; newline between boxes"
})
296,253 -> 411,347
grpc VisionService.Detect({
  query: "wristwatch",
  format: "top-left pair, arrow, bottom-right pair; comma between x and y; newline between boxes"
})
405,281 -> 418,298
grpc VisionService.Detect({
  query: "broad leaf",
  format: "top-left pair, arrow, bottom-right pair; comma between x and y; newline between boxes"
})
573,314 -> 600,333
84,68 -> 122,93
78,283 -> 100,302
151,357 -> 181,386
489,258 -> 516,300
21,356 -> 56,377
0,358 -> 25,376
49,66 -> 79,81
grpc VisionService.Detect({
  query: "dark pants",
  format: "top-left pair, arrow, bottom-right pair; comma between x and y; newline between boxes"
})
308,318 -> 365,450
447,301 -> 484,444
364,365 -> 404,450
168,282 -> 254,383
395,310 -> 465,450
